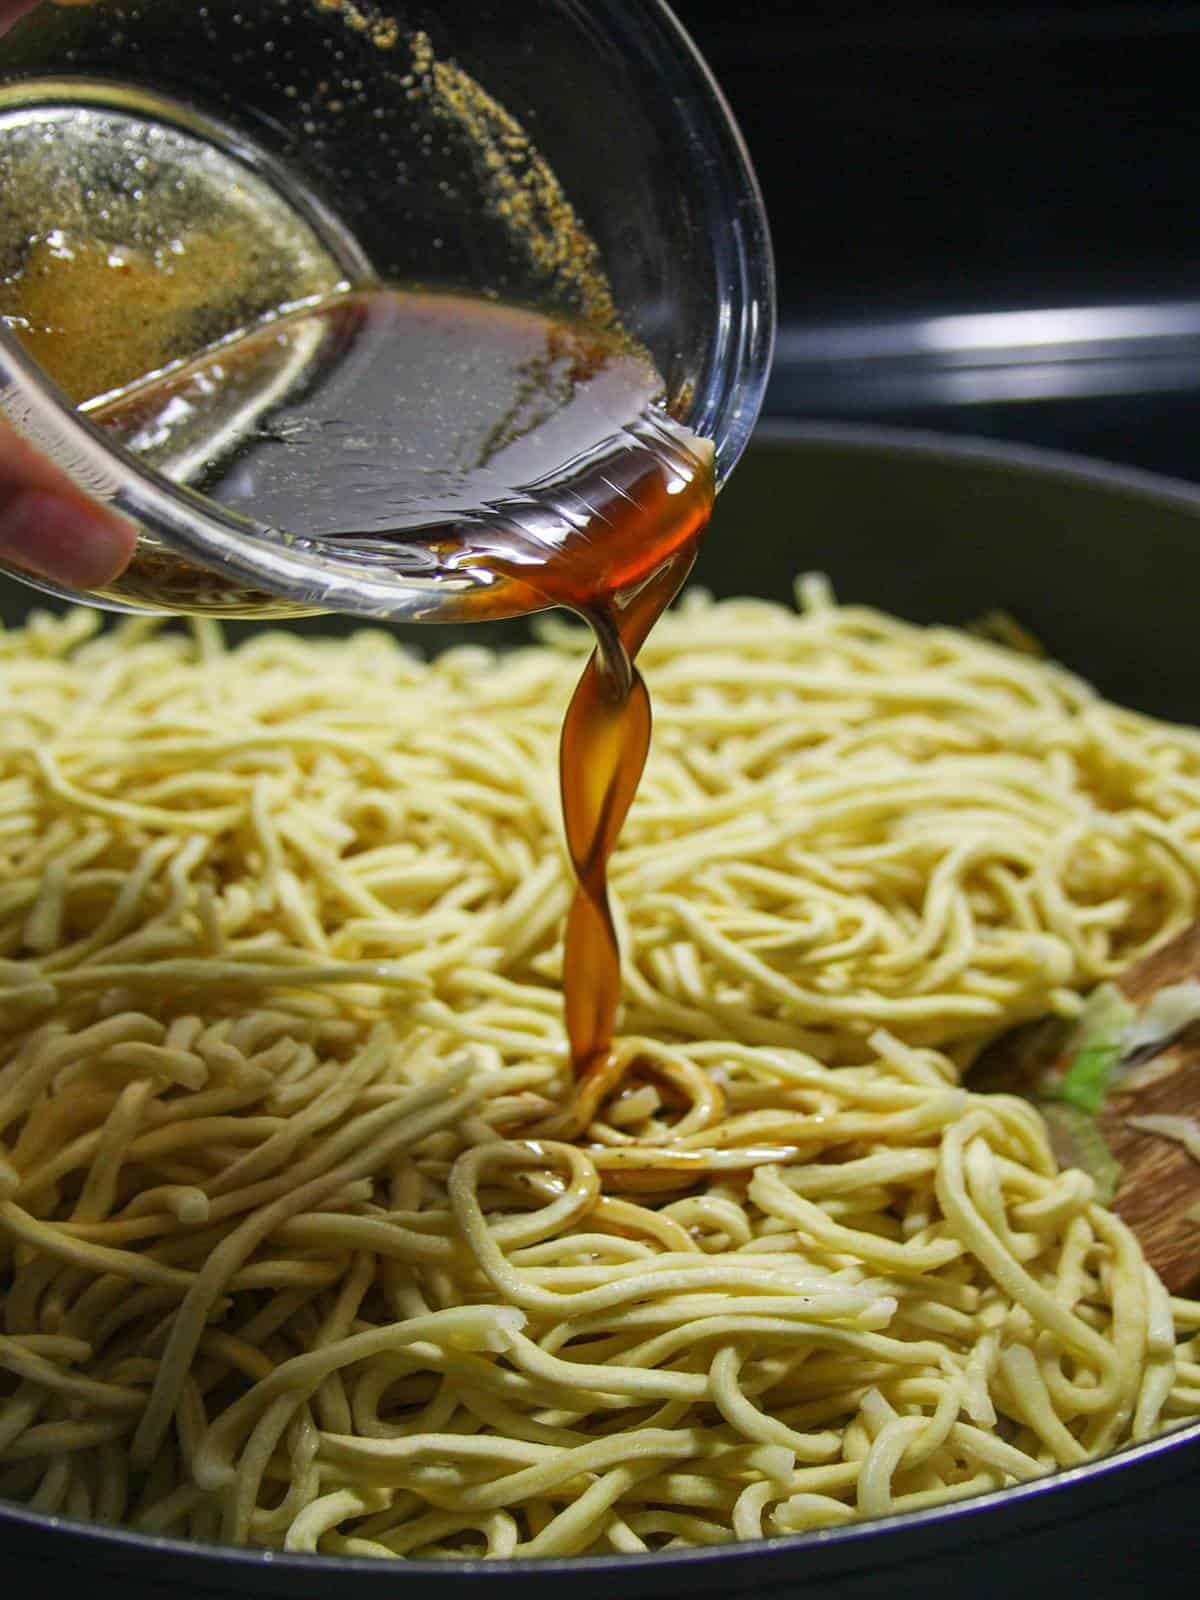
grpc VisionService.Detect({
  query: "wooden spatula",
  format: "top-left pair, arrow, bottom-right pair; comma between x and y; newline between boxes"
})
968,923 -> 1200,1294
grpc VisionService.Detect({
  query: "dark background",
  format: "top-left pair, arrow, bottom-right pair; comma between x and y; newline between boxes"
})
673,1 -> 1200,482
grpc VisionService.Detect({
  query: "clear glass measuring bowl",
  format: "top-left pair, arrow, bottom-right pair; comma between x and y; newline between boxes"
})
0,0 -> 774,621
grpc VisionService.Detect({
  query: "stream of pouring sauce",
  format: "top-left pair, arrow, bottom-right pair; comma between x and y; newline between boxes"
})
541,470 -> 711,1080
8,254 -> 717,1085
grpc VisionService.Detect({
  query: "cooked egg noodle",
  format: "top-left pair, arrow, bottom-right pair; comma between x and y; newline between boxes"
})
0,587 -> 1198,1555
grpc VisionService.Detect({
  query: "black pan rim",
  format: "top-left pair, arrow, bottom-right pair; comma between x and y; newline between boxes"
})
750,414 -> 1200,515
3,1415 -> 1199,1585
4,417 -> 1200,1585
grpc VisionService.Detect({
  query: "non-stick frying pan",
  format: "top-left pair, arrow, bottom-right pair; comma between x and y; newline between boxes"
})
3,421 -> 1199,1597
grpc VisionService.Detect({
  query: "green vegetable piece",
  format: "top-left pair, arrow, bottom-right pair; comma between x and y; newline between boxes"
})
1044,982 -> 1136,1115
1040,1104 -> 1122,1206
1057,1039 -> 1122,1115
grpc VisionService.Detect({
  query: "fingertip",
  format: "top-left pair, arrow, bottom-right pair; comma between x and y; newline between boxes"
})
0,491 -> 137,591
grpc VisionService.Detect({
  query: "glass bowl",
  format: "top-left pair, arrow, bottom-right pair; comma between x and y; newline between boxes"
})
0,0 -> 774,621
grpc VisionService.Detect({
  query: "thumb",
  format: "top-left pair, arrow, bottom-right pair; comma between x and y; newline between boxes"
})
0,415 -> 137,590
1,0 -> 99,38
0,2 -> 39,38
0,0 -> 137,591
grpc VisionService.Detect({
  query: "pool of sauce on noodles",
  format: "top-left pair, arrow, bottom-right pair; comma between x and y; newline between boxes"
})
5,253 -> 715,1085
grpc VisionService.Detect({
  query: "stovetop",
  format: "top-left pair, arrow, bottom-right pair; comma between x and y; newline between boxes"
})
679,0 -> 1200,483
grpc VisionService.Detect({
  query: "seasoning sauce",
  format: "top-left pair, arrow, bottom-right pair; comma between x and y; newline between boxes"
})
522,446 -> 710,1077
14,280 -> 715,1079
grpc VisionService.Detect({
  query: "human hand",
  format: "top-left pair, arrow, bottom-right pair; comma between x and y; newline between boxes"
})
0,0 -> 95,35
0,0 -> 137,591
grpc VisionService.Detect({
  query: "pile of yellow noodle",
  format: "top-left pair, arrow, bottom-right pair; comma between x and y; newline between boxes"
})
1,580 -> 1199,1559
